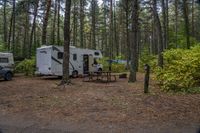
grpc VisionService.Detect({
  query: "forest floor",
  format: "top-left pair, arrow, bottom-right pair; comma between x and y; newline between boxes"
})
0,73 -> 200,133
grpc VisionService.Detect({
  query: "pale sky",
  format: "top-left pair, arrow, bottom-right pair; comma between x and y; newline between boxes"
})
98,0 -> 103,5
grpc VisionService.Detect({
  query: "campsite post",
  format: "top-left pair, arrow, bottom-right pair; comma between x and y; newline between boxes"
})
144,64 -> 150,93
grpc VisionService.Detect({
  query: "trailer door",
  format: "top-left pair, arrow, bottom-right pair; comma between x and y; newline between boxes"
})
36,48 -> 51,75
83,55 -> 89,74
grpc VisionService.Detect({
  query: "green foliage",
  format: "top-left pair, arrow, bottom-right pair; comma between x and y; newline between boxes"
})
15,58 -> 36,76
155,45 -> 200,93
168,28 -> 199,49
139,49 -> 157,72
0,41 -> 6,52
115,55 -> 125,60
111,64 -> 127,73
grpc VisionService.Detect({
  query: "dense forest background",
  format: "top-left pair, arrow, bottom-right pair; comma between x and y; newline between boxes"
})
0,0 -> 200,59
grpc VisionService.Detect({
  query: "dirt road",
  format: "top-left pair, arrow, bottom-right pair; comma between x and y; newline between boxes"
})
0,74 -> 200,133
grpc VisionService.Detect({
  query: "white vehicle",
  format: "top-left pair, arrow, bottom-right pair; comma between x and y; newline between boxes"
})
35,45 -> 103,77
0,52 -> 15,81
0,52 -> 15,70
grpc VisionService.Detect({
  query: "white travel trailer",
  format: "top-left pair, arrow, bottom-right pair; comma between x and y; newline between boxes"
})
0,52 -> 15,70
35,45 -> 103,77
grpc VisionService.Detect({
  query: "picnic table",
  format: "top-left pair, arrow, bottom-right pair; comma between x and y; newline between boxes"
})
83,71 -> 117,83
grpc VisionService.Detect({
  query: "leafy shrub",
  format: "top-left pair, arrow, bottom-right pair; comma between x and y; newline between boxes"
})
111,64 -> 127,73
155,45 -> 200,92
15,58 -> 36,76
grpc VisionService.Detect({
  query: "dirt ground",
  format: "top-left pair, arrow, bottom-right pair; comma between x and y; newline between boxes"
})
0,73 -> 200,133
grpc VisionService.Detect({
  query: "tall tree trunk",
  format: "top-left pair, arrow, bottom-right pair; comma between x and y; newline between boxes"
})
113,0 -> 118,57
12,0 -> 16,54
29,0 -> 39,58
161,0 -> 167,49
42,0 -> 51,45
57,0 -> 61,45
183,0 -> 190,49
103,0 -> 108,56
8,12 -> 13,51
109,0 -> 113,62
51,0 -> 57,45
166,0 -> 169,49
175,0 -> 178,48
80,0 -> 85,48
152,0 -> 164,68
73,3 -> 77,46
3,0 -> 8,48
124,0 -> 130,69
191,0 -> 195,37
62,0 -> 72,84
129,0 -> 139,82
23,2 -> 30,58
91,0 -> 96,49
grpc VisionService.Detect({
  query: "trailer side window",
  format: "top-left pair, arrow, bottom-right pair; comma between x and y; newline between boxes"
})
94,52 -> 100,56
73,54 -> 77,61
58,52 -> 63,59
0,58 -> 9,63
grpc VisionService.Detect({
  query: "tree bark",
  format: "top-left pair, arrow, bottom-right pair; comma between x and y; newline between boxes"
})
166,0 -> 169,49
29,0 -> 39,58
8,12 -> 13,51
129,0 -> 139,82
191,0 -> 195,37
183,0 -> 190,49
3,0 -> 8,48
124,0 -> 130,69
42,0 -> 51,45
23,2 -> 30,58
62,0 -> 72,84
12,0 -> 16,54
91,0 -> 96,49
80,0 -> 85,48
152,0 -> 164,68
73,2 -> 78,46
109,0 -> 113,61
51,0 -> 58,45
57,0 -> 61,45
103,0 -> 108,56
175,0 -> 178,48
161,0 -> 167,49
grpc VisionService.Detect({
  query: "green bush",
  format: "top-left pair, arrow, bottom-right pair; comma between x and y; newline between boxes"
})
15,58 -> 36,76
111,64 -> 127,73
155,45 -> 200,92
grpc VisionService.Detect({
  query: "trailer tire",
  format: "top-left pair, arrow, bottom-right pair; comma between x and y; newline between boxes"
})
98,68 -> 102,72
72,70 -> 78,78
97,68 -> 102,75
4,72 -> 12,81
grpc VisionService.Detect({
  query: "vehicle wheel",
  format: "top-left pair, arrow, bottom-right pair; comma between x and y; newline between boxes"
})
4,72 -> 12,81
97,68 -> 103,75
98,68 -> 102,72
72,70 -> 78,78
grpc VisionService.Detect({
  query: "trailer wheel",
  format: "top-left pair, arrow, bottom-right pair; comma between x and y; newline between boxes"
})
72,70 -> 78,78
97,68 -> 102,75
98,68 -> 102,72
4,72 -> 12,81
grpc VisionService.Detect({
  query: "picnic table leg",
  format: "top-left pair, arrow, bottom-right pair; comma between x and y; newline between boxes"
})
109,72 -> 111,82
107,72 -> 109,82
